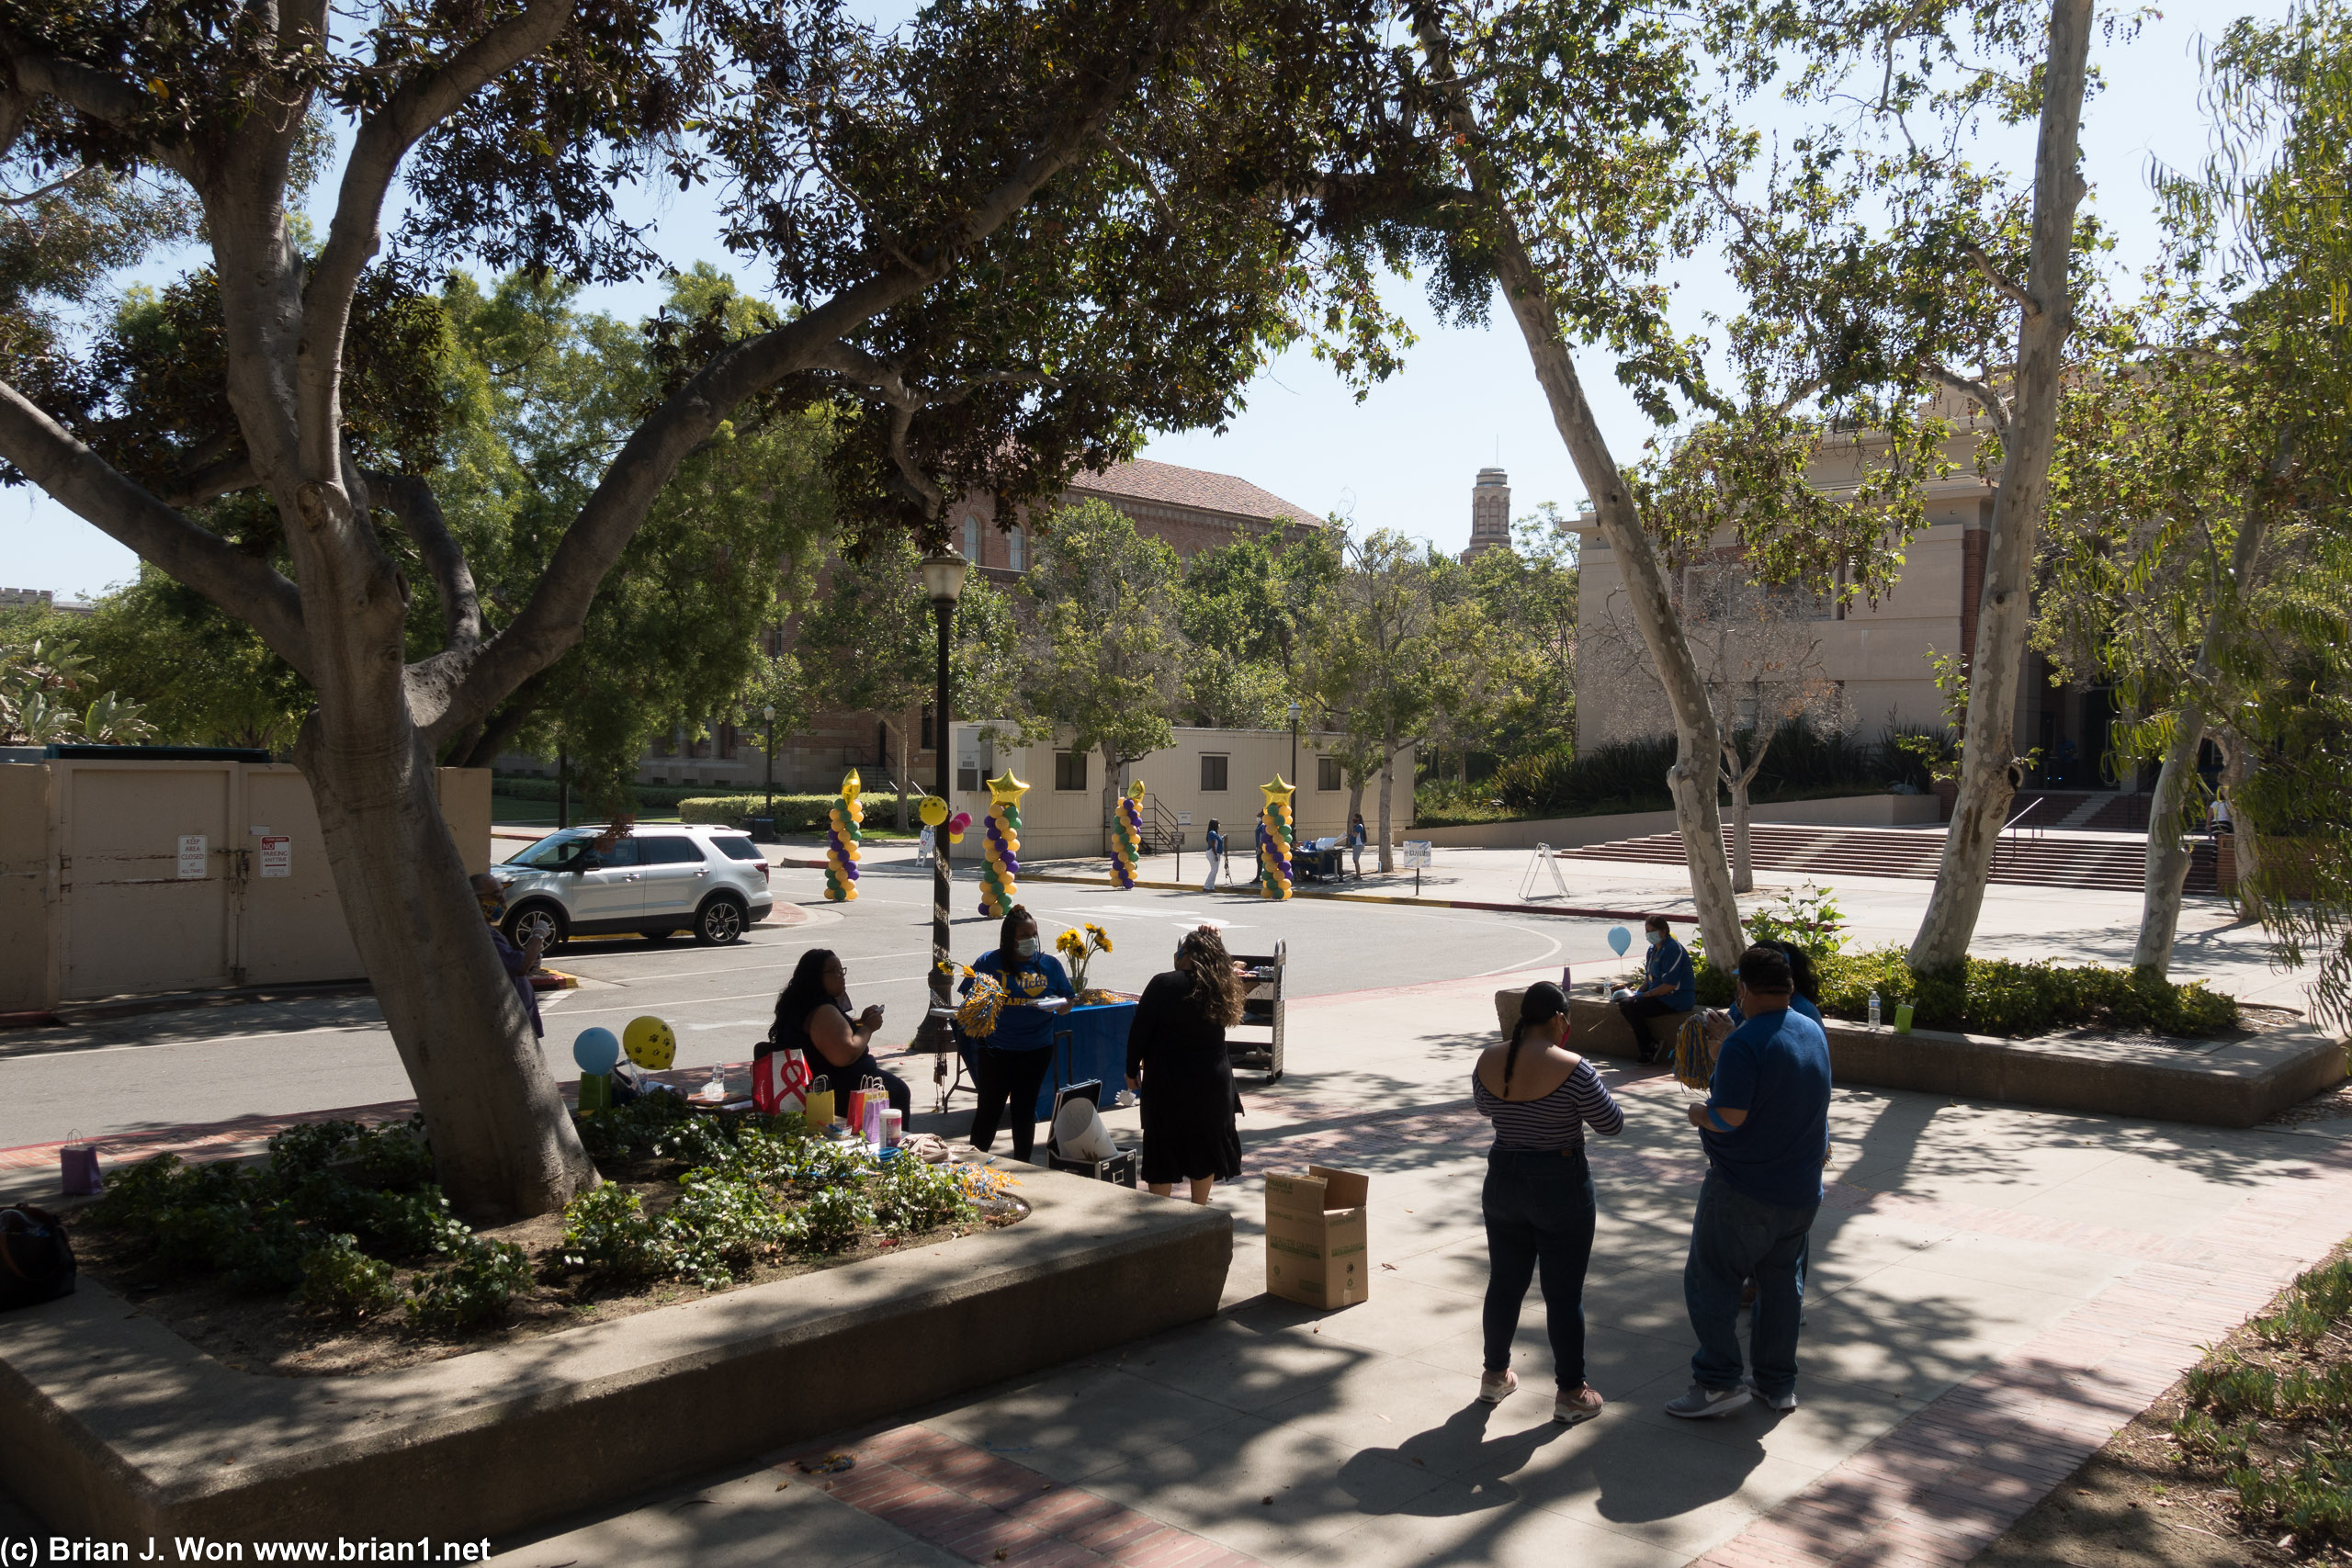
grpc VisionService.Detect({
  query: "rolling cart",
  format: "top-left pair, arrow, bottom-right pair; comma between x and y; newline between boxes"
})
1227,940 -> 1286,1082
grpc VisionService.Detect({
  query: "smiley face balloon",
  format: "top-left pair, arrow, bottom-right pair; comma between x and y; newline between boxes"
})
622,1014 -> 677,1071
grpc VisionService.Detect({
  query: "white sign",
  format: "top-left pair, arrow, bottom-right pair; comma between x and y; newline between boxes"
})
1402,840 -> 1432,869
1177,812 -> 1193,826
176,834 -> 209,879
258,835 -> 293,878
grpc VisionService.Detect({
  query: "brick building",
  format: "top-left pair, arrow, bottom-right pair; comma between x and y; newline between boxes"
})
514,457 -> 1324,800
1459,467 -> 1511,563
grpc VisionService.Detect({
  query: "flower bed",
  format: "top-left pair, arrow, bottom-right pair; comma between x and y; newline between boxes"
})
73,1093 -> 1016,1377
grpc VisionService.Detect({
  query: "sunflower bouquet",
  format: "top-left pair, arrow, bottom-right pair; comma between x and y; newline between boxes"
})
1055,923 -> 1114,998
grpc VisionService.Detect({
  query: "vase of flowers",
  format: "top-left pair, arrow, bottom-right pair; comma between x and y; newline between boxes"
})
1056,923 -> 1117,1003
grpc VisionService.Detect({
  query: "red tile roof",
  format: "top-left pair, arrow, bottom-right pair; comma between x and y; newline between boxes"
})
1067,458 -> 1323,528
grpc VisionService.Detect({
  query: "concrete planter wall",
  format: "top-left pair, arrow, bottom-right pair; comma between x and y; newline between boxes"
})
0,1160 -> 1228,1547
1413,792 -> 1939,851
1491,987 -> 2346,1130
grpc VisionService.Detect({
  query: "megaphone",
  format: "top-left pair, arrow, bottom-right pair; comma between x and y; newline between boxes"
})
1053,1097 -> 1118,1163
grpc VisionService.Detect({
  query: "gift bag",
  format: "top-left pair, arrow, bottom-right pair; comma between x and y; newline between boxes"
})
60,1135 -> 101,1197
857,1075 -> 888,1146
803,1089 -> 836,1129
1671,1013 -> 1719,1092
753,1047 -> 814,1115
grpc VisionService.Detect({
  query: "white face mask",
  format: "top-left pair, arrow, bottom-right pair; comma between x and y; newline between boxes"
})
1646,931 -> 1663,948
1015,937 -> 1039,959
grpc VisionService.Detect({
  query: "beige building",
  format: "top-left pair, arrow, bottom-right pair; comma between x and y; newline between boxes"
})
1569,396 -> 2121,790
1460,467 -> 1512,563
944,723 -> 1412,862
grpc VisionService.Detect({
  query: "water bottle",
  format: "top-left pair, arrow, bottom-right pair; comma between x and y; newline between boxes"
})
1868,989 -> 1882,1029
703,1064 -> 727,1102
1560,964 -> 1573,996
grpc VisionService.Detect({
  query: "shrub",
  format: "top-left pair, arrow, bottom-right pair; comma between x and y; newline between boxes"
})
300,1234 -> 401,1320
675,792 -> 915,832
663,1176 -> 798,1289
405,1238 -> 534,1330
869,1151 -> 972,1235
573,1088 -> 701,1162
1696,944 -> 2240,1038
557,1184 -> 669,1280
797,1183 -> 876,1253
1493,737 -> 1678,817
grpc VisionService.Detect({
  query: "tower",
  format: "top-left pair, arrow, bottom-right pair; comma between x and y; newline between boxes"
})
1460,467 -> 1511,562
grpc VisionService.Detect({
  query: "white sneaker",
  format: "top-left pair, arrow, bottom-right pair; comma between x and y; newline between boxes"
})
1745,1379 -> 1797,1412
1662,1382 -> 1752,1419
1478,1369 -> 1519,1404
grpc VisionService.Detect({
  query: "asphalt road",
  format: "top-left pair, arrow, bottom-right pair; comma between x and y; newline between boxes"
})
0,859 -> 1640,1150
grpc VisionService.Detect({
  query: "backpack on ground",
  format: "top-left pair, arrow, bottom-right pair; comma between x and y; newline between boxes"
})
0,1204 -> 76,1311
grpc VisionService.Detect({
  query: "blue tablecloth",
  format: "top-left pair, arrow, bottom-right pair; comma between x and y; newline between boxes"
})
956,1000 -> 1137,1122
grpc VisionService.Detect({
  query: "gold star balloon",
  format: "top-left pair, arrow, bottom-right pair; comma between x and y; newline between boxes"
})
1125,778 -> 1147,802
840,767 -> 863,801
987,770 -> 1030,807
1260,774 -> 1295,809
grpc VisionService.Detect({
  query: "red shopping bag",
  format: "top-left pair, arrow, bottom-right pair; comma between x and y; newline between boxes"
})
753,1047 -> 814,1115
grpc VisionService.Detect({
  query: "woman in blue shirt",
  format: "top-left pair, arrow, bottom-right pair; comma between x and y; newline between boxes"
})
962,905 -> 1075,1161
1615,914 -> 1695,1063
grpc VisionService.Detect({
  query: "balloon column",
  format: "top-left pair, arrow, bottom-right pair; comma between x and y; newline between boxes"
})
825,768 -> 864,902
1257,774 -> 1295,901
978,770 -> 1028,917
1111,778 -> 1145,889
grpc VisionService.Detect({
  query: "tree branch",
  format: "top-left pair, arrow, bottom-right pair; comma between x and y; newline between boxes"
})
366,470 -> 482,651
298,0 -> 578,465
1,48 -> 196,178
0,377 -> 309,674
1959,240 -> 2039,318
160,453 -> 259,509
411,23 -> 1167,750
1919,362 -> 2010,436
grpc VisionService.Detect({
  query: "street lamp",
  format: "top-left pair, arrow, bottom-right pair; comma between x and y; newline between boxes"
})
1287,700 -> 1301,799
762,705 -> 775,833
914,549 -> 969,1061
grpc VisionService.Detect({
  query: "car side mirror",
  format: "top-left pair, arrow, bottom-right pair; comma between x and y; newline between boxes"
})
574,854 -> 601,873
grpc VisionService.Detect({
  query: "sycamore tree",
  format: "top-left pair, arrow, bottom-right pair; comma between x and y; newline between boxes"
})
795,532 -> 1023,829
1176,526 -> 1340,729
1018,499 -> 1185,828
1401,0 -> 2099,967
0,0 -> 1431,1217
1300,529 -> 1480,868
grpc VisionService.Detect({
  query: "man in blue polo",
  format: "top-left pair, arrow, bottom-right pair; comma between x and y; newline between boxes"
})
1616,913 -> 1694,1063
1666,942 -> 1831,1419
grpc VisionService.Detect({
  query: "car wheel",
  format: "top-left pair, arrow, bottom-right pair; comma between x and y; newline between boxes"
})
640,929 -> 677,944
694,896 -> 746,945
505,902 -> 567,952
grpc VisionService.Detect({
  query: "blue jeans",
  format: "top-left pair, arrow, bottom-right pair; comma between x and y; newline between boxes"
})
1482,1148 -> 1597,1389
1684,1168 -> 1817,1396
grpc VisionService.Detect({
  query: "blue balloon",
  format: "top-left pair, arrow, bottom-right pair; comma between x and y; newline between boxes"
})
572,1027 -> 621,1074
1606,925 -> 1633,957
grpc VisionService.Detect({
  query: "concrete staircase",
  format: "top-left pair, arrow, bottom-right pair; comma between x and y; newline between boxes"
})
1556,822 -> 2218,893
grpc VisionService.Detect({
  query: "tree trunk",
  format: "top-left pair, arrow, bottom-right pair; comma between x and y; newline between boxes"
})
2217,726 -> 2265,920
1727,754 -> 1756,896
1442,169 -> 1745,960
888,717 -> 912,833
1376,727 -> 1396,873
1908,0 -> 2095,973
1101,742 -> 1122,858
297,716 -> 594,1224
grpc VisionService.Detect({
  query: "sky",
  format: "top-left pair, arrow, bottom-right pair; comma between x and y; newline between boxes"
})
0,4 -> 2286,601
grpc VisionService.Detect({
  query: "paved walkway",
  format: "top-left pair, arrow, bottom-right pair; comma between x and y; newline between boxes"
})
477,968 -> 2352,1568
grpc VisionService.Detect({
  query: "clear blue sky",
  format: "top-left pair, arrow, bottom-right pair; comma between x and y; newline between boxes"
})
2,6 -> 2278,599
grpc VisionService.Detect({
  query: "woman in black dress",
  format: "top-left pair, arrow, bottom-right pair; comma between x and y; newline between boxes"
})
1124,925 -> 1246,1202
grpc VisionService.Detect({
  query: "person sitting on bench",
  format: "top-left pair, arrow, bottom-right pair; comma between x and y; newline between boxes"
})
1616,914 -> 1694,1064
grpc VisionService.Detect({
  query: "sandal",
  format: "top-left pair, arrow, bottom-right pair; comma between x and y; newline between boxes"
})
1477,1369 -> 1519,1404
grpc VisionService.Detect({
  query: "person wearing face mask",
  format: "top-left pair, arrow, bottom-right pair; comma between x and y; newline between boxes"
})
472,874 -> 545,1040
961,905 -> 1075,1160
769,948 -> 910,1120
1615,913 -> 1695,1063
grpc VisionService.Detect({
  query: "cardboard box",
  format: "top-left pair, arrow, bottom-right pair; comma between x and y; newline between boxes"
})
1263,1165 -> 1371,1308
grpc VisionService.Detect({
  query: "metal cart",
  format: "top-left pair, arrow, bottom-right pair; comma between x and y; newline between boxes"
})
1227,941 -> 1286,1082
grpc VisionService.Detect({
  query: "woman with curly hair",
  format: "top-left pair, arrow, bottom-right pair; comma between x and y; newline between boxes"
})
1125,925 -> 1247,1202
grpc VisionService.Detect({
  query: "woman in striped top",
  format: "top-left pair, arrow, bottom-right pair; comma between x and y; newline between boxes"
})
1473,980 -> 1624,1423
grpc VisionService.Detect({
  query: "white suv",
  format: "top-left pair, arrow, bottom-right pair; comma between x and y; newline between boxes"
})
495,825 -> 774,948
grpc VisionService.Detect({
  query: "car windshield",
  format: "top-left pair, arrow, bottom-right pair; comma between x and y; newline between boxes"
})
507,833 -> 592,869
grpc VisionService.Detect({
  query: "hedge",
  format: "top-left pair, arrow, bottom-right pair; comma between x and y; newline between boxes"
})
1691,947 -> 2240,1039
678,793 -> 922,834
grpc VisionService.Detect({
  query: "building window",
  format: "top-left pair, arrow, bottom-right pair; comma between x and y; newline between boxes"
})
957,760 -> 981,793
718,723 -> 738,761
1201,754 -> 1228,792
1317,756 -> 1342,791
920,705 -> 935,750
1008,525 -> 1025,571
1054,750 -> 1089,792
963,515 -> 979,561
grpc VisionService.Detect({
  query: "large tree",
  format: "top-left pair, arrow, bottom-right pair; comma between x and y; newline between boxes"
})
0,0 -> 1426,1217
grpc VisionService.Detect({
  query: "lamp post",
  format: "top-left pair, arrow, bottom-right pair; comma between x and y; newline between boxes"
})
914,550 -> 969,1058
762,705 -> 775,834
1287,699 -> 1301,794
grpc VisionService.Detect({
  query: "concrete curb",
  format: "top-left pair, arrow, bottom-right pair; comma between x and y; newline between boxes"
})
1019,873 -> 1689,925
1492,987 -> 2350,1129
0,1159 -> 1230,1546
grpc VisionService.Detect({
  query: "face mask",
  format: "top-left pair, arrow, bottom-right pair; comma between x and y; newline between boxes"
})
1015,937 -> 1040,959
1645,931 -> 1662,948
480,897 -> 505,923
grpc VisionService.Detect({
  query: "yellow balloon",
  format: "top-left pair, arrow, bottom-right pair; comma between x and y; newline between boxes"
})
919,795 -> 949,827
1125,777 -> 1147,803
622,1015 -> 676,1071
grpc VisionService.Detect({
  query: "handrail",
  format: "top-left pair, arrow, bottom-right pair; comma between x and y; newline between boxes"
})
1997,796 -> 2043,867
